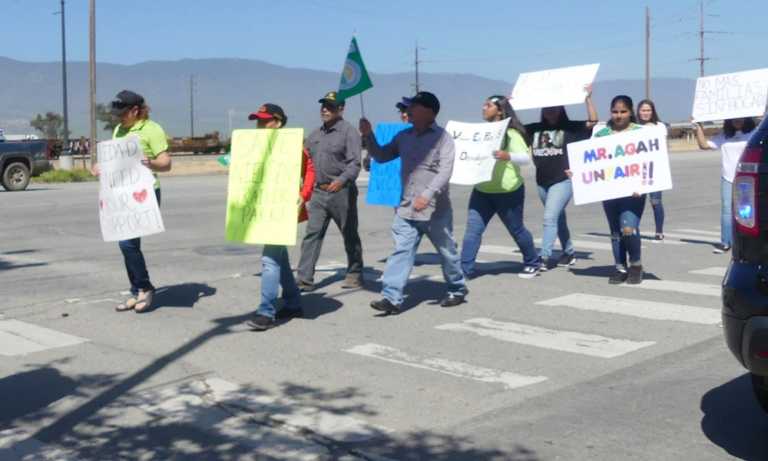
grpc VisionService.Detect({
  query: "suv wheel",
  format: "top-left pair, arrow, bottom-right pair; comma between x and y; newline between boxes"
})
751,373 -> 768,413
1,162 -> 31,191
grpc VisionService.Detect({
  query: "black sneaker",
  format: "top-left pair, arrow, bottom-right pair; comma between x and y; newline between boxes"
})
276,308 -> 303,320
370,298 -> 401,315
247,314 -> 275,331
712,244 -> 731,254
440,293 -> 466,308
557,253 -> 577,267
654,234 -> 664,242
627,265 -> 643,285
609,270 -> 629,285
297,281 -> 314,292
518,265 -> 540,279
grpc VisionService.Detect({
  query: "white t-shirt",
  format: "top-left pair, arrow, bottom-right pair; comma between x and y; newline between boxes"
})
708,131 -> 754,182
641,122 -> 668,137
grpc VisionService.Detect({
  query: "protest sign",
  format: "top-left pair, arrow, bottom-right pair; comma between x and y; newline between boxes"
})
366,122 -> 410,206
509,64 -> 600,110
567,126 -> 672,205
98,136 -> 165,242
692,68 -> 768,122
225,128 -> 303,245
448,119 -> 509,185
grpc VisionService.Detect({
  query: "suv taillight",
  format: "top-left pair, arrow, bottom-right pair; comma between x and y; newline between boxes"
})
733,146 -> 762,237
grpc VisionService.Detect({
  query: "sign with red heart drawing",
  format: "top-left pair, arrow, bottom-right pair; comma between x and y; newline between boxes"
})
97,136 -> 165,241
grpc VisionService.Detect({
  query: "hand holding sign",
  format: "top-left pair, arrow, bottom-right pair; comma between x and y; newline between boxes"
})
98,136 -> 165,242
448,119 -> 510,185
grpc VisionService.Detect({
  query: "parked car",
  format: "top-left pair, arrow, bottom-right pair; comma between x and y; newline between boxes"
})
722,114 -> 768,412
0,139 -> 52,191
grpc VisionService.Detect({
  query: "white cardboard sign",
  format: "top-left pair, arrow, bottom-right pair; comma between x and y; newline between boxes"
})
98,136 -> 165,242
448,119 -> 509,186
692,68 -> 768,122
509,64 -> 600,111
567,126 -> 672,205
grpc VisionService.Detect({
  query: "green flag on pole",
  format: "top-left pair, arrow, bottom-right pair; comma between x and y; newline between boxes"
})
338,37 -> 373,101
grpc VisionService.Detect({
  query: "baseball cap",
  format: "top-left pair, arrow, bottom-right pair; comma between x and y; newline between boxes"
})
248,103 -> 287,125
396,97 -> 411,112
409,91 -> 440,114
110,90 -> 145,116
318,91 -> 345,108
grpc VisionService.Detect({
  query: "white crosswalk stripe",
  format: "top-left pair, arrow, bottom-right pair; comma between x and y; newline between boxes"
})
690,266 -> 727,277
537,293 -> 721,325
0,320 -> 87,356
345,343 -> 547,390
658,231 -> 718,243
435,318 -> 655,358
675,228 -> 721,237
627,279 -> 721,297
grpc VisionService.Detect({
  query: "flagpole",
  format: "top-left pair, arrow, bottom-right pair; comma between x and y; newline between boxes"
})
359,93 -> 366,118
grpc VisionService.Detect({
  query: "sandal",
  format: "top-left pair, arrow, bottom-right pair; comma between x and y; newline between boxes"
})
116,297 -> 138,312
134,290 -> 155,313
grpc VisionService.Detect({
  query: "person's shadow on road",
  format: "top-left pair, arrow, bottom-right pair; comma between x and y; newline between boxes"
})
701,373 -> 768,460
152,283 -> 217,309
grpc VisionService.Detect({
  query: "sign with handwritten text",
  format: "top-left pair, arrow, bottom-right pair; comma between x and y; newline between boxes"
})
447,119 -> 509,185
692,68 -> 768,122
225,128 -> 303,245
510,63 -> 600,110
366,122 -> 410,206
98,136 -> 165,242
566,126 -> 672,205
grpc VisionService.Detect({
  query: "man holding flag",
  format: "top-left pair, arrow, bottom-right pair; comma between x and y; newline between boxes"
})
296,37 -> 373,292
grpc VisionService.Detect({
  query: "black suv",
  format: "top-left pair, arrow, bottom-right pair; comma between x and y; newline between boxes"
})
723,114 -> 768,411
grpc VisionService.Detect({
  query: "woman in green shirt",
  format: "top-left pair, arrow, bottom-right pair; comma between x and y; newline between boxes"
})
93,90 -> 171,312
593,95 -> 645,285
460,95 -> 541,279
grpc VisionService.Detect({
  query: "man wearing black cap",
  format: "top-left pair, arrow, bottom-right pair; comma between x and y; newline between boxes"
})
297,91 -> 364,291
359,91 -> 467,313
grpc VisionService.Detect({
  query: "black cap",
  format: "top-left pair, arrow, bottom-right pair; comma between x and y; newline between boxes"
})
248,103 -> 287,125
395,96 -> 411,112
409,91 -> 440,114
318,91 -> 345,108
110,90 -> 145,116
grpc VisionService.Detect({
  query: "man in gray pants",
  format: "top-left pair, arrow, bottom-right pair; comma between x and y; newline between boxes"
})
297,91 -> 364,291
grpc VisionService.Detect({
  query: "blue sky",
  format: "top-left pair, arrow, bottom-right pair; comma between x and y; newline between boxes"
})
3,0 -> 766,82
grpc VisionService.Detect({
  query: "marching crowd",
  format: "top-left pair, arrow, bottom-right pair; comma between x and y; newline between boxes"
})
92,86 -> 759,330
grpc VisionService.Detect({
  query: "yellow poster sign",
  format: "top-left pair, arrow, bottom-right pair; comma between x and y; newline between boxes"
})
225,128 -> 303,245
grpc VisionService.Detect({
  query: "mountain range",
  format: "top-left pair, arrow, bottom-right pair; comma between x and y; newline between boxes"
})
0,57 -> 698,139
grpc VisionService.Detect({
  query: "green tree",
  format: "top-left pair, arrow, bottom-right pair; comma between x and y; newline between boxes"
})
96,103 -> 120,132
30,112 -> 69,139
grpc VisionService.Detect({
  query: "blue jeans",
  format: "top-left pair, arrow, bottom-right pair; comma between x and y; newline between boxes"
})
118,188 -> 160,296
602,195 -> 646,268
649,191 -> 665,235
461,187 -> 540,277
537,179 -> 575,260
257,245 -> 301,319
721,178 -> 733,246
382,212 -> 467,306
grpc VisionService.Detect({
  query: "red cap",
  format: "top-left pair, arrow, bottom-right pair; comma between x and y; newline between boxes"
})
248,103 -> 286,123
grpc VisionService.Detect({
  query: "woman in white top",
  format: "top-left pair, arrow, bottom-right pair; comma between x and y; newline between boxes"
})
693,117 -> 757,253
637,99 -> 668,241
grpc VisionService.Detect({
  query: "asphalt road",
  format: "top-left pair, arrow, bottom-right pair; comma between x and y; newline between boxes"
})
1,149 -> 766,460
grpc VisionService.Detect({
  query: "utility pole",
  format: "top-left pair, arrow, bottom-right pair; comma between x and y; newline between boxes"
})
88,0 -> 96,168
57,0 -> 72,170
189,75 -> 195,138
698,0 -> 706,76
645,6 -> 650,100
414,43 -> 420,93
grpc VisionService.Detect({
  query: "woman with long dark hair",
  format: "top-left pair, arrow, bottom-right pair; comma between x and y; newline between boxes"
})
524,85 -> 598,270
460,95 -> 541,279
693,117 -> 757,253
593,95 -> 645,284
637,99 -> 667,240
92,90 -> 172,312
